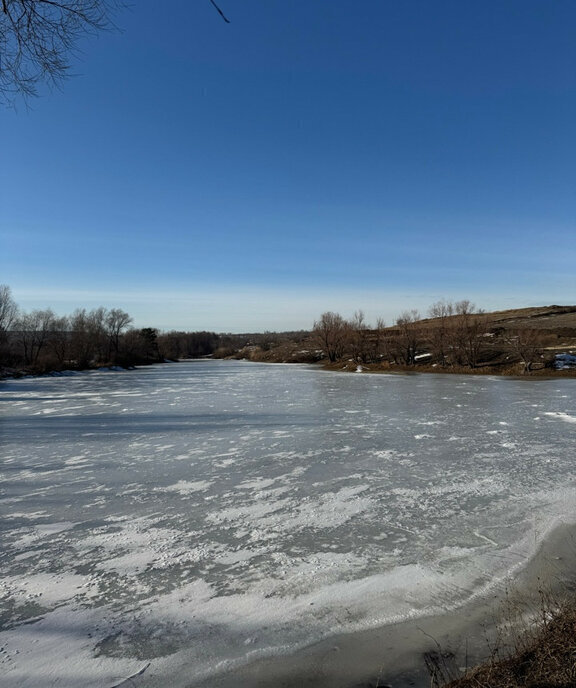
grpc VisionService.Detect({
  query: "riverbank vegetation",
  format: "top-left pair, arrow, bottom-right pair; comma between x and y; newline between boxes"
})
432,591 -> 576,688
0,284 -> 311,376
0,285 -> 218,375
2,284 -> 576,377
231,301 -> 576,376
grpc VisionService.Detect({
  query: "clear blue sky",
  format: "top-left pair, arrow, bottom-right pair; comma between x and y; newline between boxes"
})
2,0 -> 575,332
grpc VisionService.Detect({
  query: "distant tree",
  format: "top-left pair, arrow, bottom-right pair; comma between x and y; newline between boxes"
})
450,300 -> 486,368
503,329 -> 545,373
0,284 -> 18,364
118,327 -> 158,364
0,0 -> 123,106
105,308 -> 133,361
347,310 -> 371,363
157,331 -> 184,361
13,308 -> 55,366
428,299 -> 454,366
252,331 -> 281,353
392,310 -> 421,365
45,315 -> 71,368
184,331 -> 219,357
312,312 -> 347,362
68,306 -> 108,366
69,308 -> 95,367
137,327 -> 161,362
156,330 -> 220,360
371,317 -> 387,362
0,284 -> 18,333
88,306 -> 108,360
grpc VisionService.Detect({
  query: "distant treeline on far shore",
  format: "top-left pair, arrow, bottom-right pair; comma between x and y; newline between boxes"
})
0,284 -> 309,375
1,284 -> 576,376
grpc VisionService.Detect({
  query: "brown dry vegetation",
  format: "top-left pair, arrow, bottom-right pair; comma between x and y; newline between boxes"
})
417,305 -> 576,331
439,597 -> 576,688
233,305 -> 576,375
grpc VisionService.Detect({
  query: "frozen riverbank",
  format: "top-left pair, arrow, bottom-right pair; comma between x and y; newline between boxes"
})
200,521 -> 576,688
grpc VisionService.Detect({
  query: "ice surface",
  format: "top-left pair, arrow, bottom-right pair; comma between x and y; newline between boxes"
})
1,361 -> 576,687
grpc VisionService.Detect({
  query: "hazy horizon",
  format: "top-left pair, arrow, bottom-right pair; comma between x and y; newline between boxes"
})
8,285 -> 576,334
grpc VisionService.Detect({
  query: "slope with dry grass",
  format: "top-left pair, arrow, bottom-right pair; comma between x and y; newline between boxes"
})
442,599 -> 576,688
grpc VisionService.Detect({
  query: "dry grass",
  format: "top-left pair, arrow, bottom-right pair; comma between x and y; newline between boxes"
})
417,306 -> 576,332
323,360 -> 576,378
431,591 -> 576,688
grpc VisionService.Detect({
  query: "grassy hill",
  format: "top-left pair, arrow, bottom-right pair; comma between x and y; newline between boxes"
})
418,304 -> 576,333
221,305 -> 576,375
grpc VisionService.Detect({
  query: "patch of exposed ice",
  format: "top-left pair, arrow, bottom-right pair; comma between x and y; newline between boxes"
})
237,478 -> 277,491
13,521 -> 77,546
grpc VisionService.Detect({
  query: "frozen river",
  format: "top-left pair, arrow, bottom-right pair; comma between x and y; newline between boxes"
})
1,360 -> 576,687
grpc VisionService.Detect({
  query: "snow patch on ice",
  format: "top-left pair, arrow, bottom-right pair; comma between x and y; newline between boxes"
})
544,411 -> 576,424
161,480 -> 213,494
372,449 -> 395,459
3,571 -> 87,607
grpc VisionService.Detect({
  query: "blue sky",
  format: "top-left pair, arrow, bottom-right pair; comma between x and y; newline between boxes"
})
2,0 -> 575,332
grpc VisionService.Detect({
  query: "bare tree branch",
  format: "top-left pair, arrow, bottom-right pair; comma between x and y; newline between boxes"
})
209,0 -> 230,24
0,0 -> 123,105
1,1 -> 231,105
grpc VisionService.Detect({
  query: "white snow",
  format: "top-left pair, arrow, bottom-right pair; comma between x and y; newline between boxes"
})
161,480 -> 214,494
544,411 -> 576,424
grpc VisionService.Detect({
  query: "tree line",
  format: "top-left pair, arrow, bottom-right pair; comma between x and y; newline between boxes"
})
0,285 -> 226,374
312,300 -> 551,373
0,284 -> 557,376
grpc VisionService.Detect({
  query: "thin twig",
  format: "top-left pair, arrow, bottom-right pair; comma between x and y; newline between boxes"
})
209,0 -> 230,23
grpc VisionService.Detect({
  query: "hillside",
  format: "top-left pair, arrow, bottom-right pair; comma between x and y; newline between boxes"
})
417,304 -> 576,332
222,304 -> 576,374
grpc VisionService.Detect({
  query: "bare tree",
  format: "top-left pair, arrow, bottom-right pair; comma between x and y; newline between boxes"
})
347,310 -> 372,363
69,308 -> 94,367
13,308 -> 55,365
0,284 -> 18,334
68,306 -> 107,366
393,310 -> 421,365
0,1 -> 232,105
450,300 -> 486,368
45,315 -> 70,367
0,1 -> 123,105
371,317 -> 387,362
312,312 -> 347,362
105,307 -> 132,361
503,329 -> 545,373
428,299 -> 454,366
0,284 -> 18,365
